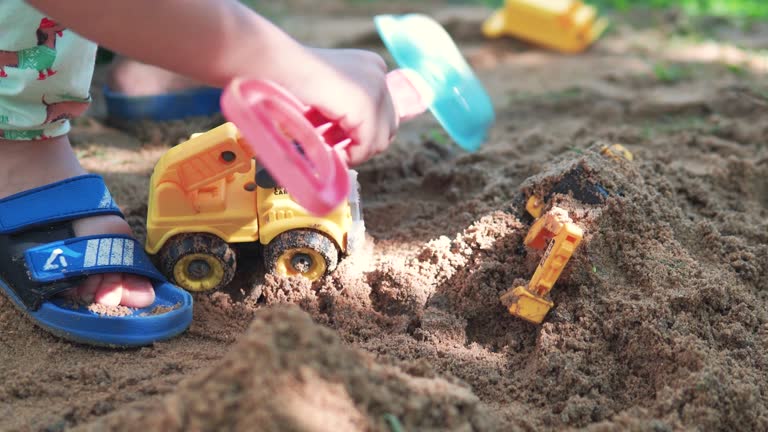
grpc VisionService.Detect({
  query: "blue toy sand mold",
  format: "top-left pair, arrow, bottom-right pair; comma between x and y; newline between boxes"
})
104,86 -> 222,121
375,14 -> 495,152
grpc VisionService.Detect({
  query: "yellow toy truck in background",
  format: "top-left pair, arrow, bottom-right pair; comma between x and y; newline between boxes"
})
144,122 -> 365,292
482,0 -> 608,53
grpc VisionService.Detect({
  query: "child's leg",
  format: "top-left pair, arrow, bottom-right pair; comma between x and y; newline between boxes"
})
0,136 -> 155,308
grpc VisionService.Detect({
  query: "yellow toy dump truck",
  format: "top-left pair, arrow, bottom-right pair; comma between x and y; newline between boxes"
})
482,0 -> 608,53
144,122 -> 365,292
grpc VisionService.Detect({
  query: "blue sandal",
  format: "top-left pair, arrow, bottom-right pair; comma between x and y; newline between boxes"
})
0,174 -> 193,347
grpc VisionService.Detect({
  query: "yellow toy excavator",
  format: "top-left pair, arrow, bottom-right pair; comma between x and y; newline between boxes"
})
500,204 -> 583,324
143,122 -> 365,292
482,0 -> 608,53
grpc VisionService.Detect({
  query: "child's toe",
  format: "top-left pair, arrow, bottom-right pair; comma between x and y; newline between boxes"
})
72,274 -> 102,303
94,273 -> 124,306
120,275 -> 155,308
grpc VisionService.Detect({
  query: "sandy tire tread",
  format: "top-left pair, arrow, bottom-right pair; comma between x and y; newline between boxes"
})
158,233 -> 237,291
263,229 -> 339,278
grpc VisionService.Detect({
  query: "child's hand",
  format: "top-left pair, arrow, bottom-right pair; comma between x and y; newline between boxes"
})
287,47 -> 398,166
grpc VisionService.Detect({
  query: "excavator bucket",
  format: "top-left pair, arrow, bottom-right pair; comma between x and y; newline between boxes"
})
482,0 -> 608,53
501,286 -> 555,324
500,207 -> 583,324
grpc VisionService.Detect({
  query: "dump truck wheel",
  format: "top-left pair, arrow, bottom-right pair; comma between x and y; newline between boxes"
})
158,233 -> 236,292
264,230 -> 338,282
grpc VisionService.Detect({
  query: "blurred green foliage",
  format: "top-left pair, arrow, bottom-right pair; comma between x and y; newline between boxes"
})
652,62 -> 692,83
479,0 -> 768,18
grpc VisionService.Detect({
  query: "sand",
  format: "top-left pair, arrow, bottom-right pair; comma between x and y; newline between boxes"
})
1,5 -> 766,432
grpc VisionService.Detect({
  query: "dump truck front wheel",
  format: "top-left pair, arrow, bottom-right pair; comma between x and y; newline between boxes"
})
264,230 -> 338,282
158,233 -> 236,292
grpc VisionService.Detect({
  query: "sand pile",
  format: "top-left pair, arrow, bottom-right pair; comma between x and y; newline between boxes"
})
84,306 -> 492,432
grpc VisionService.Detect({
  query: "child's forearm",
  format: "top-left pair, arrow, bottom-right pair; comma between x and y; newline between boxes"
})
26,0 -> 308,88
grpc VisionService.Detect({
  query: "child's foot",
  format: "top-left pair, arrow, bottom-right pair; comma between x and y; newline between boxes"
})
107,57 -> 203,97
104,56 -> 223,145
0,136 -> 155,308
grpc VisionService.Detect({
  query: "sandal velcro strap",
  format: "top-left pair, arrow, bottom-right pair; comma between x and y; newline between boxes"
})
25,234 -> 166,283
0,174 -> 123,234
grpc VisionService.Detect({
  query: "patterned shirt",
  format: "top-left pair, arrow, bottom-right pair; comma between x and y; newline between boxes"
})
0,1 -> 96,140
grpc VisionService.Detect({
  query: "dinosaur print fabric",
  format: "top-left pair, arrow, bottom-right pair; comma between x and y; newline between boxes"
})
0,1 -> 96,140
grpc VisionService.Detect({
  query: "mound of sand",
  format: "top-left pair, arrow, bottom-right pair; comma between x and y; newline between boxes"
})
86,306 -> 491,432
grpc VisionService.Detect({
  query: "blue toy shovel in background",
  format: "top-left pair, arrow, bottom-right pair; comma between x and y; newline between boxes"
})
374,14 -> 495,152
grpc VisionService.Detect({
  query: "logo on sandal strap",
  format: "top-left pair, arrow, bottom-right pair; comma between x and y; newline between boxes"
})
42,248 -> 68,270
98,189 -> 116,209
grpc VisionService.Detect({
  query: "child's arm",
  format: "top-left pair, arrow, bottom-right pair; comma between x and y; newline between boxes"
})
27,0 -> 396,165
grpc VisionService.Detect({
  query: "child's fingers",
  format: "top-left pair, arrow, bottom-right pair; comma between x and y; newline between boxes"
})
325,48 -> 386,73
361,50 -> 388,73
346,84 -> 397,166
381,88 -> 398,144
